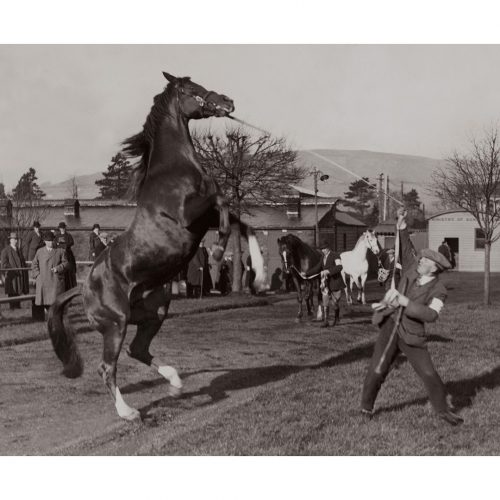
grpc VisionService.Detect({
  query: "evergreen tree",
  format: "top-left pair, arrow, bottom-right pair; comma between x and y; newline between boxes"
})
0,182 -> 5,199
11,167 -> 46,200
343,177 -> 376,220
95,153 -> 133,199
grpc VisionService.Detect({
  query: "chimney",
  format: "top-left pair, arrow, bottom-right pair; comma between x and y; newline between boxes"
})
64,199 -> 80,218
286,196 -> 301,219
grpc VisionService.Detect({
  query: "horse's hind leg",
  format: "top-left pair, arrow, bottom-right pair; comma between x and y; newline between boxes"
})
96,316 -> 140,421
128,286 -> 182,396
293,277 -> 303,322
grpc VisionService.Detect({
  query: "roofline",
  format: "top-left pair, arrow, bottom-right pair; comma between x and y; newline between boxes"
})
426,209 -> 467,220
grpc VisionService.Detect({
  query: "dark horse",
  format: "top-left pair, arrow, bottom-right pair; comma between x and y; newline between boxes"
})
48,72 -> 266,420
277,234 -> 322,322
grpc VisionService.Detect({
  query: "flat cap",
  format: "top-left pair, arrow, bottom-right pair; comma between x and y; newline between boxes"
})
9,232 -> 18,239
419,248 -> 451,271
43,231 -> 55,242
319,239 -> 331,249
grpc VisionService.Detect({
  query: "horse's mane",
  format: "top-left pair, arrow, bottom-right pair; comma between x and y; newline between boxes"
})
354,230 -> 371,249
283,234 -> 320,258
121,82 -> 178,199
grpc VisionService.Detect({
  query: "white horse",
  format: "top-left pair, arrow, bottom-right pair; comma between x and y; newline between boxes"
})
341,230 -> 380,305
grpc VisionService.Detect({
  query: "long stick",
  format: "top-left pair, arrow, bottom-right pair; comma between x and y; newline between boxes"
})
229,116 -> 405,207
308,151 -> 405,207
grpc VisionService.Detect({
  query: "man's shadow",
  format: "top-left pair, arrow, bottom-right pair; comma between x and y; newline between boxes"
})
376,364 -> 500,415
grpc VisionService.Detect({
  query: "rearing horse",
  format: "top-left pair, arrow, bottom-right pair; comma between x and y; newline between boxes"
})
278,234 -> 322,321
340,229 -> 380,305
47,72 -> 266,421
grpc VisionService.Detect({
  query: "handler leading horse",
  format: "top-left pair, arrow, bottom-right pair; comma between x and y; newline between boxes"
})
48,72 -> 266,421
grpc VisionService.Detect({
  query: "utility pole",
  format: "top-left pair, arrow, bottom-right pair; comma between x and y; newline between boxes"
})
311,166 -> 329,247
377,173 -> 384,224
401,181 -> 404,203
384,174 -> 389,221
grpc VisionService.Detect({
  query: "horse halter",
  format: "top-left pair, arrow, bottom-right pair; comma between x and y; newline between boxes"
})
365,231 -> 379,254
177,86 -> 223,115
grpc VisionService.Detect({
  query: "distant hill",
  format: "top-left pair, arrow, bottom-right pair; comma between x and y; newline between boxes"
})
39,150 -> 446,212
296,150 -> 446,214
40,173 -> 102,200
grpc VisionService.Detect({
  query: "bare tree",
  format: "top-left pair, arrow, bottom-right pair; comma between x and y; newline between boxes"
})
8,168 -> 48,245
432,127 -> 500,305
193,127 -> 305,292
68,176 -> 79,199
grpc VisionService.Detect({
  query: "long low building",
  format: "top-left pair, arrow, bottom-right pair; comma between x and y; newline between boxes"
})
427,209 -> 499,271
0,196 -> 371,285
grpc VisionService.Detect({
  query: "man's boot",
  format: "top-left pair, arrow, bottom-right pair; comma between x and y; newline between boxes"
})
320,306 -> 329,328
331,306 -> 340,327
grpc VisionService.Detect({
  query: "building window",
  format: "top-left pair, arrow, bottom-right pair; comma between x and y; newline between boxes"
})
343,233 -> 347,250
475,228 -> 486,250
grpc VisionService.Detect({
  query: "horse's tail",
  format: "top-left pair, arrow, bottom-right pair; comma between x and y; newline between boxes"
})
230,214 -> 268,291
47,286 -> 84,379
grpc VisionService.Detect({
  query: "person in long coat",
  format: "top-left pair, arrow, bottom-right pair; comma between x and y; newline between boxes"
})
89,223 -> 104,261
361,208 -> 462,426
31,232 -> 68,307
21,221 -> 44,261
55,221 -> 77,290
1,232 -> 29,309
187,240 -> 212,298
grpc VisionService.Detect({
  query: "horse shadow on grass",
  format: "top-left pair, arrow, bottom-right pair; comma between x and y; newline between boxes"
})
133,342 -> 377,416
374,364 -> 500,416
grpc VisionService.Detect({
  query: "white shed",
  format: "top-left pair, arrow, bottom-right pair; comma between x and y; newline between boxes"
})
427,210 -> 500,271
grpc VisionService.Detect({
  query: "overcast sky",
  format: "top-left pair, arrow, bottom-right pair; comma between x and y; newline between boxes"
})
2,44 -> 500,190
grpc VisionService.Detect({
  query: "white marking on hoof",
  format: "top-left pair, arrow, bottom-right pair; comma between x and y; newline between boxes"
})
115,387 -> 140,421
316,305 -> 323,321
158,365 -> 183,389
167,385 -> 183,398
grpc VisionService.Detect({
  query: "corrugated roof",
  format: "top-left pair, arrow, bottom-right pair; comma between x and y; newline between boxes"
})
426,209 -> 467,220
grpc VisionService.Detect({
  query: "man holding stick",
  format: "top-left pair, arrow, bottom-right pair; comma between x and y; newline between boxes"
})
360,208 -> 463,426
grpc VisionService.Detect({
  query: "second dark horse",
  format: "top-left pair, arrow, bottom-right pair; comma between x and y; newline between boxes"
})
278,234 -> 322,322
48,72 -> 267,420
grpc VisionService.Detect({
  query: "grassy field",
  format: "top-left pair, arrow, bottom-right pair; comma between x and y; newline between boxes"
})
1,272 -> 499,455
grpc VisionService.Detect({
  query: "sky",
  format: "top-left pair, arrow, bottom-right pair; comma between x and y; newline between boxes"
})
2,44 -> 500,191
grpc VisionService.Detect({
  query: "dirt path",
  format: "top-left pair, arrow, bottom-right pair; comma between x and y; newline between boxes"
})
1,298 -> 375,455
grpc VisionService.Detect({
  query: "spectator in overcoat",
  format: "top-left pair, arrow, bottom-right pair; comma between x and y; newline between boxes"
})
187,240 -> 212,298
22,221 -> 44,261
245,254 -> 256,295
219,252 -> 234,295
1,232 -> 29,308
89,223 -> 105,261
55,222 -> 77,290
32,232 -> 68,308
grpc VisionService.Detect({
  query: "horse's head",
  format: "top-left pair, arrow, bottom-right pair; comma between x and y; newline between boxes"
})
163,72 -> 235,119
363,229 -> 380,255
277,236 -> 293,274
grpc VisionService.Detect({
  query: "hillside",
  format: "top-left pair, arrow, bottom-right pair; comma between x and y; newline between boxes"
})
296,149 -> 445,212
40,172 -> 102,199
39,150 -> 445,211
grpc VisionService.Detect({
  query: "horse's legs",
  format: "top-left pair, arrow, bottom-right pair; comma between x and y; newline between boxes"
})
360,273 -> 368,305
293,276 -> 303,322
305,281 -> 314,316
128,285 -> 182,395
342,271 -> 352,305
96,316 -> 139,420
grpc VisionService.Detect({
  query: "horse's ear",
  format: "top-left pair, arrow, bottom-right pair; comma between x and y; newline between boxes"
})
162,72 -> 177,83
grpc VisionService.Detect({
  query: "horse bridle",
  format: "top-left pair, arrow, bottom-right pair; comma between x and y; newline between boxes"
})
177,86 -> 223,115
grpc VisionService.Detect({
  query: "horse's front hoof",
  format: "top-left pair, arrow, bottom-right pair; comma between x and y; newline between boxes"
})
119,407 -> 141,422
168,384 -> 183,398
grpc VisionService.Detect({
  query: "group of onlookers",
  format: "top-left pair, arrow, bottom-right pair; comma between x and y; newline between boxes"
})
0,221 -> 110,311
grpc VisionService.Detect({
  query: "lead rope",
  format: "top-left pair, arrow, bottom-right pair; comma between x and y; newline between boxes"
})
374,226 -> 405,374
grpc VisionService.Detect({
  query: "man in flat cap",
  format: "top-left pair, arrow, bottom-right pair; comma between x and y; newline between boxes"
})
360,208 -> 463,426
302,238 -> 344,328
1,232 -> 29,308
